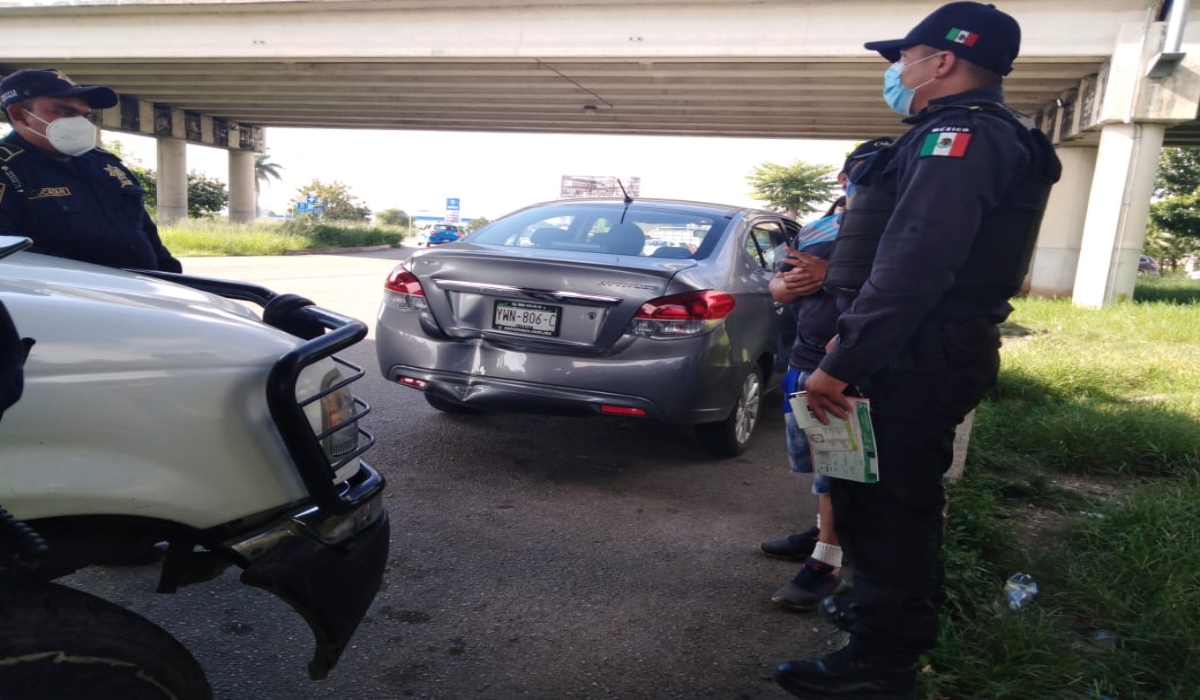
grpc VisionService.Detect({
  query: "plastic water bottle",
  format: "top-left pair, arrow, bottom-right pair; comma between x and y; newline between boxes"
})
1005,572 -> 1038,611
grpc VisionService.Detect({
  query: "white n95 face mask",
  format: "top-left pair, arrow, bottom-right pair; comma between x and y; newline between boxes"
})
25,112 -> 98,156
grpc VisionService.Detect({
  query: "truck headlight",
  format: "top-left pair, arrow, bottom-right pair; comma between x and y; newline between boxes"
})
297,358 -> 371,478
319,369 -> 359,461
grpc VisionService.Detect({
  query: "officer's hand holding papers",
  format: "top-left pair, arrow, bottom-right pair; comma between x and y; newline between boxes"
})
788,392 -> 880,483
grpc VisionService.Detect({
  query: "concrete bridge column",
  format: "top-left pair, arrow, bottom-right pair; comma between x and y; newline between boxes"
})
228,150 -> 256,224
1028,145 -> 1098,298
156,138 -> 187,224
1058,16 -> 1200,307
1072,123 -> 1165,307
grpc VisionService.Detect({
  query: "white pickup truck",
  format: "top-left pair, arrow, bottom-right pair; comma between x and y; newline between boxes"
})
0,236 -> 388,699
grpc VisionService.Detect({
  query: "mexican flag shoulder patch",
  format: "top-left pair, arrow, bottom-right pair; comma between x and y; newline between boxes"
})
920,130 -> 972,158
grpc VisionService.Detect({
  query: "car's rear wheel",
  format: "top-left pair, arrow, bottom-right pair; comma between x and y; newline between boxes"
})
695,366 -> 763,457
0,580 -> 213,700
424,393 -> 485,415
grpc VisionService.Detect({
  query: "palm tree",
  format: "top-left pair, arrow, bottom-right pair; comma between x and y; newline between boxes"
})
254,152 -> 283,215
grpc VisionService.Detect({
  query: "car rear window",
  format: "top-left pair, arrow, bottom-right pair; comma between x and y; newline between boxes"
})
470,205 -> 722,259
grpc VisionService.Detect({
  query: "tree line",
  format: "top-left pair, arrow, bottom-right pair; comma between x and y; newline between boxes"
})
1147,147 -> 1200,271
113,136 -> 1200,268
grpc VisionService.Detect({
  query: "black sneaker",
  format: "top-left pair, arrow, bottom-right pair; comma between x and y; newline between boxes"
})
771,558 -> 848,611
774,643 -> 917,699
760,525 -> 819,561
818,594 -> 860,631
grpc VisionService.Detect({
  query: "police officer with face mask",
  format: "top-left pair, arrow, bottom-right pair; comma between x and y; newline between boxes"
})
774,3 -> 1062,699
0,69 -> 181,272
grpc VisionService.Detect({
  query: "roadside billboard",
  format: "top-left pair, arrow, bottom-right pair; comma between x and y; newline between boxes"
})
560,176 -> 641,199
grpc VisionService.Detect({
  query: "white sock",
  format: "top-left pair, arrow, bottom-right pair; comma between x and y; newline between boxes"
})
812,541 -> 843,568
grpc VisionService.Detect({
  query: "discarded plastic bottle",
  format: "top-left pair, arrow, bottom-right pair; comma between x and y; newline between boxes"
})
1093,629 -> 1118,650
1005,572 -> 1038,611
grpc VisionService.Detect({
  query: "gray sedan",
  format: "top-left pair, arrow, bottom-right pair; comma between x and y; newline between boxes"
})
375,198 -> 799,456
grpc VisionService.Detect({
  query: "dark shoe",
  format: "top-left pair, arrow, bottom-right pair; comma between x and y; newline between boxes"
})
819,594 -> 860,631
771,557 -> 849,611
760,525 -> 819,561
774,643 -> 917,699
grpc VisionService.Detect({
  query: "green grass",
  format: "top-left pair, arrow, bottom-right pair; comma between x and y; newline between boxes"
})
158,219 -> 405,256
924,283 -> 1200,699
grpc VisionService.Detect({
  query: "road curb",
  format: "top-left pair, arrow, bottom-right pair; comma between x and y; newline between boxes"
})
283,244 -> 399,256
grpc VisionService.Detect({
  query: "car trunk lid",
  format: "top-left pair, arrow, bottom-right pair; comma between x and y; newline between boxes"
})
409,245 -> 694,352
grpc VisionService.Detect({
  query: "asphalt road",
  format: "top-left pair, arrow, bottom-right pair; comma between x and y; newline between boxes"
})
67,247 -> 841,700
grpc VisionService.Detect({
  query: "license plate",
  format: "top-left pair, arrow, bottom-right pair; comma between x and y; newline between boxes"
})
493,301 -> 561,337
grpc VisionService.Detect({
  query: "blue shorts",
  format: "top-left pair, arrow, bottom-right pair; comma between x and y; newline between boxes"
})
782,368 -> 831,496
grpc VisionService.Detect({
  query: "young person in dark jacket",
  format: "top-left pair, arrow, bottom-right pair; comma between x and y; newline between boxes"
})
761,137 -> 893,612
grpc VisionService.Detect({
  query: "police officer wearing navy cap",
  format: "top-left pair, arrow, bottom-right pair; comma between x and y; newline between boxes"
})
0,69 -> 181,272
775,3 -> 1061,698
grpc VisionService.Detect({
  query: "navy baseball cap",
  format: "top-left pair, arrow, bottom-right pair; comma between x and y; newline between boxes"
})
843,136 -> 894,172
0,69 -> 118,110
863,2 -> 1021,76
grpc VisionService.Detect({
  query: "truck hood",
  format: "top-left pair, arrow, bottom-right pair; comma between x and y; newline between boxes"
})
1,250 -> 300,371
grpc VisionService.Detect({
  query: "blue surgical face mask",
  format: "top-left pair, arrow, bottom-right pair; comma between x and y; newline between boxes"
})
844,182 -> 856,199
882,52 -> 942,115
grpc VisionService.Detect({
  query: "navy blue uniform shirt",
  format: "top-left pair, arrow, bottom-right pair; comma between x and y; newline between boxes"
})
821,86 -> 1036,385
0,131 -> 181,272
778,213 -> 842,372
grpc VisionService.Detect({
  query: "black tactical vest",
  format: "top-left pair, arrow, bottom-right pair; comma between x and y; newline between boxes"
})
824,102 -> 1061,317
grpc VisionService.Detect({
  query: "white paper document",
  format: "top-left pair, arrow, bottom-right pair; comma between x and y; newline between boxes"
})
788,392 -> 880,483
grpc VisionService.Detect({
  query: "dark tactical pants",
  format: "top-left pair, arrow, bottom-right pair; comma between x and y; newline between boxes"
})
830,317 -> 1001,662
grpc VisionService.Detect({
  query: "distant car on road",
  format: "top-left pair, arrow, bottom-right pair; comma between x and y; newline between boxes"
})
415,223 -> 465,247
1139,255 -> 1161,276
376,197 -> 799,456
643,238 -> 695,258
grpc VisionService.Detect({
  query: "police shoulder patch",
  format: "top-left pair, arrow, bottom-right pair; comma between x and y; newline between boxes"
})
0,144 -> 24,163
919,127 -> 973,158
103,164 -> 135,188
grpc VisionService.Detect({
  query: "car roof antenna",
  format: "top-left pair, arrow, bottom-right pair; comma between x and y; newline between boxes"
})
616,179 -> 634,206
616,179 -> 634,222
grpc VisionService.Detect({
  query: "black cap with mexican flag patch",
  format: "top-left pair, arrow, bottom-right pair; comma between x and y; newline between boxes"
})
863,2 -> 1021,77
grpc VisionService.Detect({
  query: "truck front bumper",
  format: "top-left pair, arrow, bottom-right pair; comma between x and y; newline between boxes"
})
234,483 -> 389,680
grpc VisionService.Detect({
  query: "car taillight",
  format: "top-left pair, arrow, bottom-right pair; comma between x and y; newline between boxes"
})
627,290 -> 736,338
383,265 -> 429,311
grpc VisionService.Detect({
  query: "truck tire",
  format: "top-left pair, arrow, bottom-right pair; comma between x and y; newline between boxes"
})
0,580 -> 213,700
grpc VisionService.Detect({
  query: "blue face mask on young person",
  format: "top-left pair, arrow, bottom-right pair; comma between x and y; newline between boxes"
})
882,52 -> 942,116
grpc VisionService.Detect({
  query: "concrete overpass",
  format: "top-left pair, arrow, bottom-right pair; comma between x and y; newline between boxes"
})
1,0 -> 1199,306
